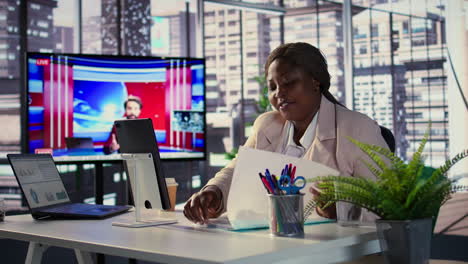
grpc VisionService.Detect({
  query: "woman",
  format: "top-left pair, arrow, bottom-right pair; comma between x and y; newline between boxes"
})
184,42 -> 389,224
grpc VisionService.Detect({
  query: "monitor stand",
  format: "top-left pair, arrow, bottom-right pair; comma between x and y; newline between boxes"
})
112,153 -> 177,228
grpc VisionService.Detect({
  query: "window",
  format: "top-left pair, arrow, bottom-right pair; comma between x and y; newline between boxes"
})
402,21 -> 409,34
371,24 -> 379,37
30,0 -> 78,54
352,4 -> 449,166
151,0 -> 188,57
0,1 -> 20,79
82,0 -> 104,54
371,41 -> 379,53
359,44 -> 367,54
247,52 -> 256,57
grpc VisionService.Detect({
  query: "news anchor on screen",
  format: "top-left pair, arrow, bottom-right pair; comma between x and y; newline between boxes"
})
183,42 -> 390,224
103,96 -> 143,154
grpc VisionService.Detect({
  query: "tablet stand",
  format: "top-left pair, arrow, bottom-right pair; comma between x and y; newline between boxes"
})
112,153 -> 177,228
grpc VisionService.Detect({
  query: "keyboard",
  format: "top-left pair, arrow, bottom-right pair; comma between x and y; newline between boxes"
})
42,203 -> 114,214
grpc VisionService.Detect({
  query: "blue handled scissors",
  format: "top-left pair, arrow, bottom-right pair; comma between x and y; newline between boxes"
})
278,175 -> 305,195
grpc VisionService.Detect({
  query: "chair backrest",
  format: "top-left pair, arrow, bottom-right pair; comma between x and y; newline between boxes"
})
379,126 -> 396,153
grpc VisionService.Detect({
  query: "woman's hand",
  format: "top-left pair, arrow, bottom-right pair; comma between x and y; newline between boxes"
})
309,184 -> 337,219
183,185 -> 223,224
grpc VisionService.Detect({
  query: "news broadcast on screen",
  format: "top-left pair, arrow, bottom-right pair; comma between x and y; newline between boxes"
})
25,53 -> 206,160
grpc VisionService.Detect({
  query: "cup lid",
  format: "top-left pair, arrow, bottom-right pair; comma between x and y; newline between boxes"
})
165,178 -> 177,184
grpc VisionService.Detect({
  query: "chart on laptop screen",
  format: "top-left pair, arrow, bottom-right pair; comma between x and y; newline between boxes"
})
11,157 -> 69,208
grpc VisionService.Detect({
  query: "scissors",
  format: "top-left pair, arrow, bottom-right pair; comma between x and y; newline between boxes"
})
278,174 -> 305,195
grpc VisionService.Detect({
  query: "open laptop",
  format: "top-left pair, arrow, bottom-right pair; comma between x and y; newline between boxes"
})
7,154 -> 131,219
65,137 -> 96,155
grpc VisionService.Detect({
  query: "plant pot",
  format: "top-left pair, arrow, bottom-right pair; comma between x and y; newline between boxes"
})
376,218 -> 433,264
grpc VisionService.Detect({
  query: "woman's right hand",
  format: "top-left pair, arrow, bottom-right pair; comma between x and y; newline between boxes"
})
309,184 -> 337,219
183,186 -> 223,224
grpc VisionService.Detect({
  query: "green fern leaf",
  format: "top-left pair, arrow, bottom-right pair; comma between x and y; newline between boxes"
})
406,125 -> 430,183
406,150 -> 468,209
308,175 -> 380,193
347,137 -> 388,171
359,158 -> 383,178
358,143 -> 406,169
405,168 -> 441,209
431,149 -> 468,180
303,199 -> 317,223
408,180 -> 451,219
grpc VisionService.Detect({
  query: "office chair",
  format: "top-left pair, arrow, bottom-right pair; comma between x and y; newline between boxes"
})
379,126 -> 396,153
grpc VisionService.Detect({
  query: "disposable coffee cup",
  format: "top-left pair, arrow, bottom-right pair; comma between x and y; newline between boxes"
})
165,178 -> 178,211
268,194 -> 304,237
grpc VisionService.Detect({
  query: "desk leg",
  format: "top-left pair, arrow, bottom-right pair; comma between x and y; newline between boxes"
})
74,249 -> 94,264
25,242 -> 49,264
95,162 -> 104,205
94,162 -> 105,264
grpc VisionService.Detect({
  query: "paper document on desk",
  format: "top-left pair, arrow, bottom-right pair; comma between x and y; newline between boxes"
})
112,209 -> 177,228
227,146 -> 339,230
206,214 -> 334,231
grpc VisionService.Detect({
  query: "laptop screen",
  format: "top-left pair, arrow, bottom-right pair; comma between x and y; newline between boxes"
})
65,137 -> 94,150
8,154 -> 70,208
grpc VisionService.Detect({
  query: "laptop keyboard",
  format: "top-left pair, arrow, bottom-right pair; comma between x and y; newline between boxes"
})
42,203 -> 116,214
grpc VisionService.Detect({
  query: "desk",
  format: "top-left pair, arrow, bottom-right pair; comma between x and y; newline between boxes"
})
0,212 -> 381,264
53,155 -> 123,205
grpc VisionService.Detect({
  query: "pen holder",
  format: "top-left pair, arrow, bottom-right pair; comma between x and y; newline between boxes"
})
268,194 -> 304,237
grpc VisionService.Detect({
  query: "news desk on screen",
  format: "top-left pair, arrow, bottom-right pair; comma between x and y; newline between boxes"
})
23,53 -> 207,161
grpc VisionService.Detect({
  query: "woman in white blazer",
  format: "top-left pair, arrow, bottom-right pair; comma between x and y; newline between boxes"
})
184,42 -> 389,224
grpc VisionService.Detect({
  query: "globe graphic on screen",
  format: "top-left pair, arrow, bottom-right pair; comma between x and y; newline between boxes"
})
73,81 -> 127,131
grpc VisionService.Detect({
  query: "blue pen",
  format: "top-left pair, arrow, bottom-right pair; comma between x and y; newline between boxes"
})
281,164 -> 289,186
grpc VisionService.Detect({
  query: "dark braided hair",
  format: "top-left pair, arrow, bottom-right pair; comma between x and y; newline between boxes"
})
265,42 -> 343,106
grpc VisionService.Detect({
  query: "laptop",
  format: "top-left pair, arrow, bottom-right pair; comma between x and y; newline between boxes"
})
114,118 -> 171,210
7,154 -> 131,219
65,137 -> 96,155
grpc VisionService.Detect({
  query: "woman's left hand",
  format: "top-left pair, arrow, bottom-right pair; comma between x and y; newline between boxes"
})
309,184 -> 337,219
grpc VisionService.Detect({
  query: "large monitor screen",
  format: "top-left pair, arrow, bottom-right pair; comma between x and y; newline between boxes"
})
24,53 -> 206,160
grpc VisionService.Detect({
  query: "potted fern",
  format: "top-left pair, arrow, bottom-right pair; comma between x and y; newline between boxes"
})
306,127 -> 467,264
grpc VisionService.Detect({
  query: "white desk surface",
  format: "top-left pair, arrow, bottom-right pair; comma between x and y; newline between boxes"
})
0,212 -> 380,264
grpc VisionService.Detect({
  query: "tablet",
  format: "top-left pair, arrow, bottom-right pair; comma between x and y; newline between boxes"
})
114,118 -> 171,210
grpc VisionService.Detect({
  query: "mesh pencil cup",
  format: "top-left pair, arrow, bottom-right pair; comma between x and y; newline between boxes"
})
268,194 -> 304,237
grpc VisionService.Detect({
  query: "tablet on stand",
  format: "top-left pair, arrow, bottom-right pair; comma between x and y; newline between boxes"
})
112,153 -> 177,228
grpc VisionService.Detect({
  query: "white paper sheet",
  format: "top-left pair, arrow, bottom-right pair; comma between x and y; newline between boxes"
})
227,146 -> 340,230
112,208 -> 178,228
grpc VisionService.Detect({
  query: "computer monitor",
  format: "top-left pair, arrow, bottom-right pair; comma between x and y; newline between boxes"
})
23,53 -> 206,160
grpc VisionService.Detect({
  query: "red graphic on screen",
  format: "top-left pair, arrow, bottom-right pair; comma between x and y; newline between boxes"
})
36,59 -> 50,66
42,64 -> 74,149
